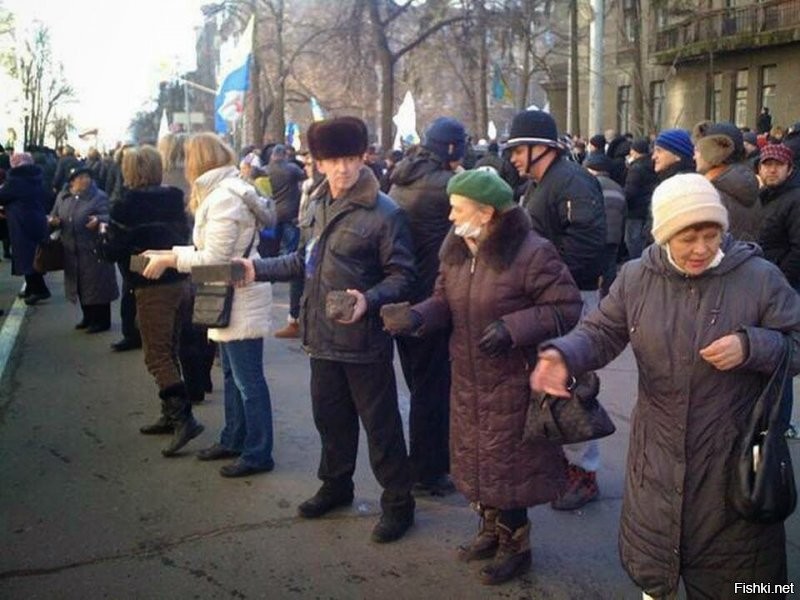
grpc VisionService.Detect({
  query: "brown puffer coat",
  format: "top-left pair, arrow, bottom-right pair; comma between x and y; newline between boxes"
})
547,237 -> 800,597
413,207 -> 582,509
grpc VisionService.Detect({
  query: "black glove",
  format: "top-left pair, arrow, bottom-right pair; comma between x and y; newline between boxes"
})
478,320 -> 513,357
380,302 -> 422,335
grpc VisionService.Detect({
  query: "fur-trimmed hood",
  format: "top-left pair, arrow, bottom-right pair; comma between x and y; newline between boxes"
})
440,205 -> 532,272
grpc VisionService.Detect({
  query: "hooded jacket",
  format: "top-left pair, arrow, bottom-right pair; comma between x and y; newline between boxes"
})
624,155 -> 658,220
173,166 -> 274,343
546,237 -> 800,597
758,169 -> 800,287
413,207 -> 581,508
706,162 -> 762,242
253,166 -> 416,363
388,147 -> 453,301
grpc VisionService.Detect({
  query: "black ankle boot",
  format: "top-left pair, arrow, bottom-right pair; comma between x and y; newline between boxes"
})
158,383 -> 204,457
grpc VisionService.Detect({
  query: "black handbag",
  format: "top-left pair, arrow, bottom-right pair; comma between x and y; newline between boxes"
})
731,335 -> 797,524
523,309 -> 616,445
191,234 -> 255,329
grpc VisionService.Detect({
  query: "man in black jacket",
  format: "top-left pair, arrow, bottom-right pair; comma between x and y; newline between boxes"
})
242,117 -> 417,543
507,109 -> 606,511
624,138 -> 657,258
388,116 -> 465,497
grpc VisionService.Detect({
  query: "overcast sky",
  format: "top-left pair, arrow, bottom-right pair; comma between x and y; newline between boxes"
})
7,0 -> 205,144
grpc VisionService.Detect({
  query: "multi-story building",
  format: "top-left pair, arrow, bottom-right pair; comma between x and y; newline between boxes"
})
546,0 -> 800,137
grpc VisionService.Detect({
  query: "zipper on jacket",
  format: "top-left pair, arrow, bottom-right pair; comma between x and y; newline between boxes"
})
466,252 -> 479,497
470,256 -> 476,274
566,199 -> 572,223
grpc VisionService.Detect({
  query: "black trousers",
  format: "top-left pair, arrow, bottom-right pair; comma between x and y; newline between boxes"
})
81,303 -> 111,327
396,330 -> 451,483
24,273 -> 49,295
309,358 -> 412,513
118,266 -> 140,341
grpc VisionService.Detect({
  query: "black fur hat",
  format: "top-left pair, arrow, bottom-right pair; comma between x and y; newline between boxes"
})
307,116 -> 368,160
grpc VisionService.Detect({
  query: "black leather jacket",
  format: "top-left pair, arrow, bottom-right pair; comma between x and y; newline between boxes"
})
254,167 -> 416,363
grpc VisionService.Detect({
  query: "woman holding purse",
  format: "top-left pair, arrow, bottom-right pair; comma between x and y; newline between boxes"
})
532,174 -> 800,599
141,133 -> 276,478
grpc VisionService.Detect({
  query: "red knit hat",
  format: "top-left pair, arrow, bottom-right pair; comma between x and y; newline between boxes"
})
759,144 -> 794,166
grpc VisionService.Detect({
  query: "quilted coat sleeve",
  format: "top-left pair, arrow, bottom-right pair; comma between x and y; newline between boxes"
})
545,261 -> 635,375
411,264 -> 453,334
738,260 -> 800,377
500,238 -> 582,348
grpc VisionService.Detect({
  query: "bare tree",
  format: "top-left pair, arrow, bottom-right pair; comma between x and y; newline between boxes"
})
18,23 -> 73,147
361,0 -> 468,145
49,113 -> 74,149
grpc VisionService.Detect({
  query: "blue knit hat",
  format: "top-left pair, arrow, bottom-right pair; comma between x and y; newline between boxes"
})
424,117 -> 466,163
655,129 -> 694,160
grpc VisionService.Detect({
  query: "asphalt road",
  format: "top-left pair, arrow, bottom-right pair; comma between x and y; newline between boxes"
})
0,268 -> 798,600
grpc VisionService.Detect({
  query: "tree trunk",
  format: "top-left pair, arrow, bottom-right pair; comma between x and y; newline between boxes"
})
631,0 -> 646,136
270,2 -> 287,143
477,1 -> 489,139
368,0 -> 395,146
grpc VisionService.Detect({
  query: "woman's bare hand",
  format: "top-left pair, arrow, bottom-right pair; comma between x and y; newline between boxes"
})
699,334 -> 745,371
530,349 -> 572,398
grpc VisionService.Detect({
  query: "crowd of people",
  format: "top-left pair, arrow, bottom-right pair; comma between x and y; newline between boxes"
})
0,106 -> 799,598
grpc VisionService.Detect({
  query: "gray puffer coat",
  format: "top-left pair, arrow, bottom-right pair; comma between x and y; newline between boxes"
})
546,237 -> 800,597
413,207 -> 582,509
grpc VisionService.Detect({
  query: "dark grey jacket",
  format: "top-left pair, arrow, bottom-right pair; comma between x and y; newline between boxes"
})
709,162 -> 762,242
388,148 -> 453,301
254,167 -> 416,363
546,237 -> 800,597
758,169 -> 800,288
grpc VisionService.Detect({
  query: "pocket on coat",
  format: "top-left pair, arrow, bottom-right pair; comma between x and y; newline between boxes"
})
330,226 -> 372,259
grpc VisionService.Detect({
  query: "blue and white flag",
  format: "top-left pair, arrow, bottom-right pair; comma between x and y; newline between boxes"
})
310,97 -> 325,122
215,17 -> 254,134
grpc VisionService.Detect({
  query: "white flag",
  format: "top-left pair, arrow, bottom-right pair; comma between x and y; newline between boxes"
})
392,91 -> 419,150
158,109 -> 170,140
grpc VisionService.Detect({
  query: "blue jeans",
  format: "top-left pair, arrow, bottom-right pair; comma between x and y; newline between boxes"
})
219,339 -> 274,469
625,218 -> 648,260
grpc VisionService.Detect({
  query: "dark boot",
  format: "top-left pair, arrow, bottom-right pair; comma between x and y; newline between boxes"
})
478,521 -> 532,585
159,383 -> 204,457
457,505 -> 499,562
139,398 -> 174,435
297,483 -> 354,519
550,464 -> 599,511
371,501 -> 415,544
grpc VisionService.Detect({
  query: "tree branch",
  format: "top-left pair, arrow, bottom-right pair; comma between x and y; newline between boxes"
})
394,14 -> 467,61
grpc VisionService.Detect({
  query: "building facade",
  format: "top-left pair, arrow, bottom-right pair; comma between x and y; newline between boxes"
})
547,0 -> 800,137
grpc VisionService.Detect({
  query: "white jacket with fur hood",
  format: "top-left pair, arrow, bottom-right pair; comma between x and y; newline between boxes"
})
173,165 -> 275,342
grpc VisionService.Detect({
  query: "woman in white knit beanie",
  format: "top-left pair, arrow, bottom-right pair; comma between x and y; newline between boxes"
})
531,171 -> 800,598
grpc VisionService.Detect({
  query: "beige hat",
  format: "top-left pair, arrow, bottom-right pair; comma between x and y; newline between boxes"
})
651,173 -> 729,244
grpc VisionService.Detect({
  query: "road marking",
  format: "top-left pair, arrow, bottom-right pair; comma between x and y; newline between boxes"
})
0,294 -> 27,383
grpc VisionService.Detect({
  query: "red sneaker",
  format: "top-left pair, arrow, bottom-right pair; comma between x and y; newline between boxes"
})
551,463 -> 599,510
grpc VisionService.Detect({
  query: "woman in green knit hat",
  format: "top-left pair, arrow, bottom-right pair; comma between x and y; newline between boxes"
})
381,168 -> 582,585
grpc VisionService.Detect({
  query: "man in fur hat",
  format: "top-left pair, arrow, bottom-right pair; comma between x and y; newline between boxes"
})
240,116 -> 417,543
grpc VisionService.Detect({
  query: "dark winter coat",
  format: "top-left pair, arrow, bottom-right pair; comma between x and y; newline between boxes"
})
624,155 -> 658,220
523,156 -> 607,290
596,174 -> 625,245
707,162 -> 762,242
253,166 -> 416,364
473,152 -> 522,190
52,155 -> 82,193
0,164 -> 49,275
758,169 -> 800,287
100,185 -> 191,288
51,182 -> 119,305
546,237 -> 800,597
413,207 -> 582,509
656,155 -> 695,182
265,159 -> 305,224
388,148 -> 453,301
606,136 -> 631,187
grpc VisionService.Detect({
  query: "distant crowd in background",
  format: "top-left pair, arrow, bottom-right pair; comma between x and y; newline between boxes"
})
0,105 -> 799,598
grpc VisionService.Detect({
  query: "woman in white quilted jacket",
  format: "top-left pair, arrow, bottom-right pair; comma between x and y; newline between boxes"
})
142,133 -> 277,478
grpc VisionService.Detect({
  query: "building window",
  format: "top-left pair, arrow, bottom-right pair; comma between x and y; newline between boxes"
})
655,4 -> 668,29
617,85 -> 631,134
651,80 -> 665,131
711,73 -> 722,122
734,69 -> 748,128
622,0 -> 636,43
760,64 -> 776,112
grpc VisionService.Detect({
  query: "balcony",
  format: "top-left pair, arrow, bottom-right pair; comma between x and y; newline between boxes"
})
650,0 -> 800,64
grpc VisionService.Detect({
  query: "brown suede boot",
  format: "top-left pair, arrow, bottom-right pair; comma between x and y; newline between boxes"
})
478,521 -> 532,585
274,320 -> 300,339
457,506 -> 499,562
